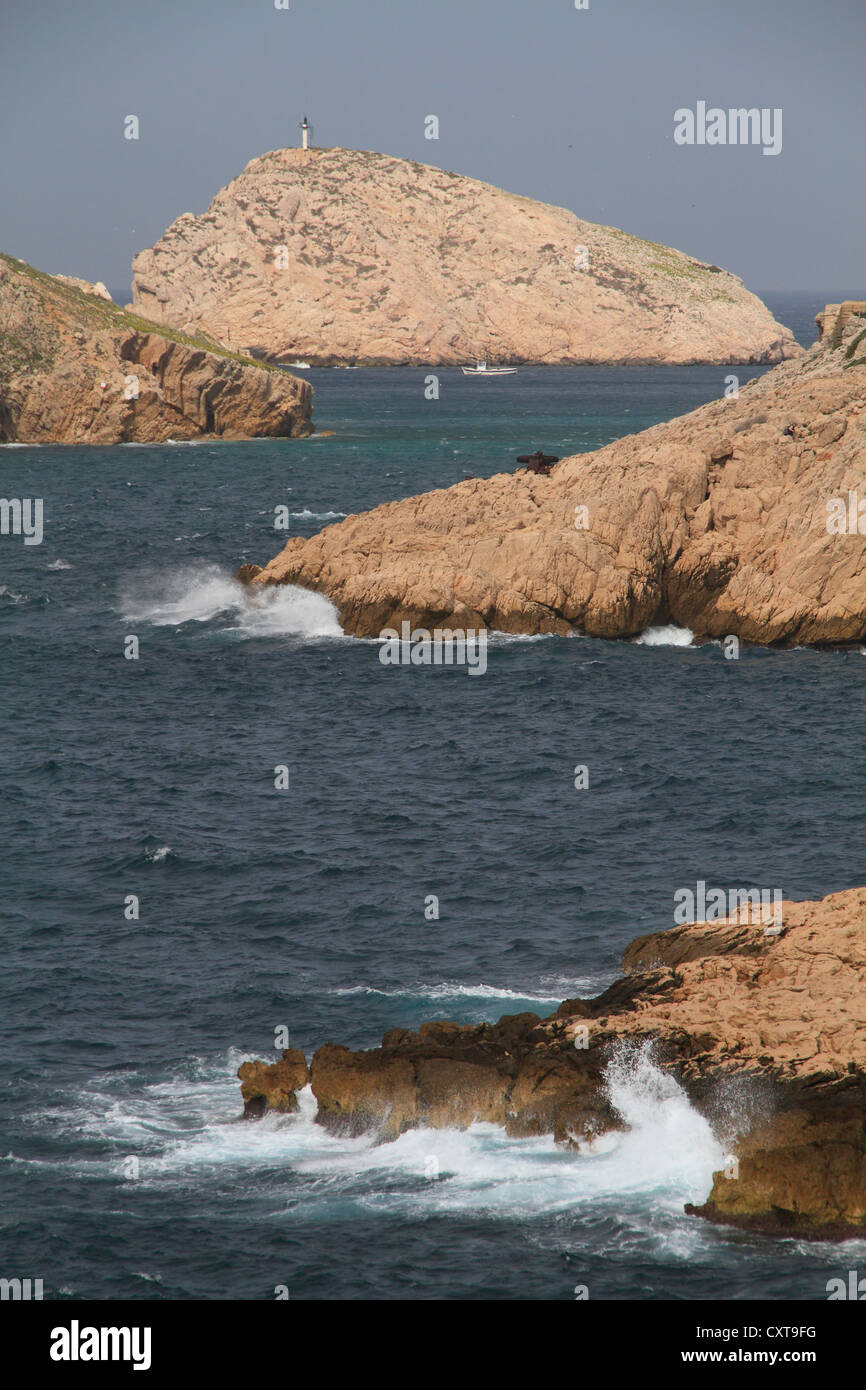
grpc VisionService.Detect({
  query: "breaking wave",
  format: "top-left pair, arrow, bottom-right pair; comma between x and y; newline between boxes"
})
290,509 -> 348,521
634,624 -> 694,647
330,977 -> 608,1004
19,1043 -> 723,1234
119,563 -> 343,639
145,845 -> 172,863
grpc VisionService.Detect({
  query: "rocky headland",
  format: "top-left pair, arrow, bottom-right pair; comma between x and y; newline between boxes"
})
239,884 -> 866,1240
0,252 -> 312,444
248,313 -> 866,646
131,147 -> 798,367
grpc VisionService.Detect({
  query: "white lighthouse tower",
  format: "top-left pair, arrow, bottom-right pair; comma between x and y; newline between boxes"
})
299,115 -> 311,150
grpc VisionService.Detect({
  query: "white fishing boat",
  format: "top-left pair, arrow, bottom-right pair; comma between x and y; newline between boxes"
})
461,360 -> 517,376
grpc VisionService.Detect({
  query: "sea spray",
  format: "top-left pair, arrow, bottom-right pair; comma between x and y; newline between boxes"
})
119,563 -> 342,638
634,624 -> 694,647
601,1038 -> 725,1197
39,1045 -> 724,1224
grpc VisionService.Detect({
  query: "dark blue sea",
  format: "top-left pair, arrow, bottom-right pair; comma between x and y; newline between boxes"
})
2,293 -> 864,1300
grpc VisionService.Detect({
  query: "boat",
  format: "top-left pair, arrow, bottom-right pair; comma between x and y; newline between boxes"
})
461,360 -> 517,376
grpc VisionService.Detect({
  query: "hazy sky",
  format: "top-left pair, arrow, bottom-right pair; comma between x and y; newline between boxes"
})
1,0 -> 862,298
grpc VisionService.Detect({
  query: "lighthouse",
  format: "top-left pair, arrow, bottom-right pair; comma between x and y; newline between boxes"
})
300,115 -> 311,150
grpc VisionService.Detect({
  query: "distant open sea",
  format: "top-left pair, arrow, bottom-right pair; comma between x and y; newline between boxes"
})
2,291 -> 863,1300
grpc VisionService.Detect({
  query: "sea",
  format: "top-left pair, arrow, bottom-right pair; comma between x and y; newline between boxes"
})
2,292 -> 863,1301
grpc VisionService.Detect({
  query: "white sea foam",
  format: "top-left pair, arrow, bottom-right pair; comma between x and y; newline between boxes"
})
600,1039 -> 724,1189
330,978 -> 607,1004
25,1044 -> 723,1233
146,845 -> 172,863
634,624 -> 694,647
486,630 -> 561,645
46,559 -> 73,571
290,509 -> 348,521
119,564 -> 343,639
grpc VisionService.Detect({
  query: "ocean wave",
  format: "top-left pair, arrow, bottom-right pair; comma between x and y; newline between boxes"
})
21,1046 -> 723,1230
0,585 -> 29,604
46,559 -> 73,571
290,509 -> 348,521
486,630 -> 561,645
119,563 -> 343,639
633,624 -> 694,647
330,978 -> 605,1004
49,1045 -> 725,1233
145,845 -> 172,863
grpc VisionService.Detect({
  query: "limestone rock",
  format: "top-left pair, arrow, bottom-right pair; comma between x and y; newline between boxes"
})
131,147 -> 799,367
238,1048 -> 310,1118
52,274 -> 113,301
0,253 -> 312,444
253,322 -> 866,646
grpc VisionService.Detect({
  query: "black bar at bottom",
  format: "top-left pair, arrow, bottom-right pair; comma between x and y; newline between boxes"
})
6,1297 -> 859,1377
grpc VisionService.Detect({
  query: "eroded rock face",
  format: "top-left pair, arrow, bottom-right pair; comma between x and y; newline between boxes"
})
0,253 -> 312,443
310,1016 -> 618,1143
131,147 -> 799,367
252,325 -> 866,645
239,885 -> 866,1238
238,1049 -> 311,1118
686,1096 -> 866,1240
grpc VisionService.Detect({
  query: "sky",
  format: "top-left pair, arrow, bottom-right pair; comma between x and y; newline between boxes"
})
0,0 -> 863,300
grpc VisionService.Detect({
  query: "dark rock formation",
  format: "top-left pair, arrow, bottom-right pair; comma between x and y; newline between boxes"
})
240,885 -> 866,1239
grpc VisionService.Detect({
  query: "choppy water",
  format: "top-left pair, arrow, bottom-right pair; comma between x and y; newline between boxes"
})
2,295 -> 863,1299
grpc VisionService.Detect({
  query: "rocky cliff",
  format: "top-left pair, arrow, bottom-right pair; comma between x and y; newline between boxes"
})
131,147 -> 798,366
239,884 -> 866,1239
249,317 -> 866,646
0,252 -> 312,444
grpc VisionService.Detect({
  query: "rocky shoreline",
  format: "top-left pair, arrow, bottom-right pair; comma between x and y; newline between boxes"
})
248,310 -> 866,647
0,253 -> 312,444
239,884 -> 866,1240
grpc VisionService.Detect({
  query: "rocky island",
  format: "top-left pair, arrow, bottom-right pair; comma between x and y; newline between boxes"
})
239,883 -> 866,1240
131,147 -> 798,367
247,310 -> 866,646
0,252 -> 312,444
